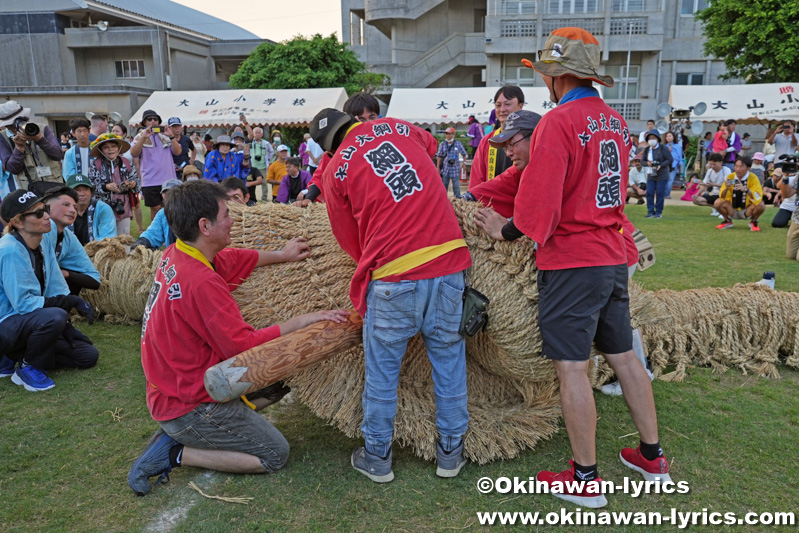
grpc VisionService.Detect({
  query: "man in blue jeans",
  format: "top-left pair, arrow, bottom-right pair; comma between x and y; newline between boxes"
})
310,108 -> 473,482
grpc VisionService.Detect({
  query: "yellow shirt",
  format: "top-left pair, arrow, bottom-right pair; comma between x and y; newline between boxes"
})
266,159 -> 287,198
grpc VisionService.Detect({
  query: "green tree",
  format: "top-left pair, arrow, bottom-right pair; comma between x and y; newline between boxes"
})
229,34 -> 389,95
697,1 -> 799,83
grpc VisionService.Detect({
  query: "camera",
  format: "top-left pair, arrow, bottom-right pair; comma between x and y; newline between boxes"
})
13,117 -> 39,137
109,198 -> 126,215
254,155 -> 262,161
152,126 -> 163,133
447,158 -> 457,166
779,154 -> 798,174
109,182 -> 133,215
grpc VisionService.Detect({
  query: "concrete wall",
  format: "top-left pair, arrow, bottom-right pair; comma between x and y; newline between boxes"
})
0,33 -> 65,86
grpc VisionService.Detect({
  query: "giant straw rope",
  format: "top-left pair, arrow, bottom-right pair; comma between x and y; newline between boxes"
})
85,201 -> 799,464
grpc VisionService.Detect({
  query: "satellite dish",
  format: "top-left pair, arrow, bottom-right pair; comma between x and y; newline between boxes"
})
691,121 -> 704,135
96,21 -> 109,31
655,120 -> 670,134
656,103 -> 672,118
693,102 -> 707,116
109,112 -> 122,124
84,112 -> 94,121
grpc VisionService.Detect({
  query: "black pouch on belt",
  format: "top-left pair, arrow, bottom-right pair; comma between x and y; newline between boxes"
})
459,276 -> 490,337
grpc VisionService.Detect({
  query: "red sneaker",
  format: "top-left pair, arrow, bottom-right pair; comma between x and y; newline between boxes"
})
536,461 -> 608,508
749,221 -> 761,232
716,221 -> 734,229
620,446 -> 672,482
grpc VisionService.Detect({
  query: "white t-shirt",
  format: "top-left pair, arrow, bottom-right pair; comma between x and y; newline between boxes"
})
781,174 -> 798,213
305,137 -> 324,167
628,166 -> 647,187
703,165 -> 732,195
773,132 -> 799,163
77,146 -> 90,176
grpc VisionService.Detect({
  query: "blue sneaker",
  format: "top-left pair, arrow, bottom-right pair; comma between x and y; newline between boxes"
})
128,429 -> 179,496
0,356 -> 15,378
11,364 -> 55,391
351,447 -> 394,483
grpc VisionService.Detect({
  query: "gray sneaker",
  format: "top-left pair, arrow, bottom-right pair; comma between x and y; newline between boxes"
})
351,447 -> 394,483
436,441 -> 466,478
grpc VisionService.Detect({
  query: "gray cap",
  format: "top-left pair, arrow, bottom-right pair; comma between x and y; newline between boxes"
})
161,179 -> 183,193
488,110 -> 543,147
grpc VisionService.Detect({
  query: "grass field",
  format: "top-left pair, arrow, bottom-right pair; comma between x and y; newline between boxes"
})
1,201 -> 797,532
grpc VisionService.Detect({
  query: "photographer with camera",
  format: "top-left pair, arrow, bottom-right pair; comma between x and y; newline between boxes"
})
0,101 -> 64,196
249,126 -> 273,201
641,129 -> 673,219
778,158 -> 799,260
167,117 -> 195,181
766,120 -> 799,169
88,133 -> 140,236
436,127 -> 468,199
130,110 -> 182,223
713,156 -> 765,231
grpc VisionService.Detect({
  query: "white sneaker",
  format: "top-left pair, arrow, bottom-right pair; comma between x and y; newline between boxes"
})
599,369 -> 654,397
710,209 -> 719,216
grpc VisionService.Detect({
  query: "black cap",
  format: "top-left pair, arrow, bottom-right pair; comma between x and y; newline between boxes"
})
41,185 -> 78,204
309,108 -> 355,153
1,190 -> 43,223
488,110 -> 543,147
141,109 -> 161,124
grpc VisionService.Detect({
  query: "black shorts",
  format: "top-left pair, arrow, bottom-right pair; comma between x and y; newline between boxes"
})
537,264 -> 632,361
702,193 -> 719,204
141,186 -> 163,208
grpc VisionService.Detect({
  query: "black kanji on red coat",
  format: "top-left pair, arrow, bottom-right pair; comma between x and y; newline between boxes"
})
383,163 -> 422,202
364,142 -> 406,177
372,123 -> 393,137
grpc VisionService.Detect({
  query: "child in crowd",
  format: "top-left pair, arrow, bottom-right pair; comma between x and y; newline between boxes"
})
712,123 -> 729,155
681,174 -> 701,201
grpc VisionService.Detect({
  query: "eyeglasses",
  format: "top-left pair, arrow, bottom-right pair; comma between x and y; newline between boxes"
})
21,204 -> 50,219
145,117 -> 159,123
505,134 -> 531,152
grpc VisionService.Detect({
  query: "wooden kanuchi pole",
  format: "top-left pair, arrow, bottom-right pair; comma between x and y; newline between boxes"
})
204,310 -> 363,402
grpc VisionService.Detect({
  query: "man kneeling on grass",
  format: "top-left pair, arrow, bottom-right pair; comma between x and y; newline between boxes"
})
128,180 -> 348,496
713,156 -> 765,231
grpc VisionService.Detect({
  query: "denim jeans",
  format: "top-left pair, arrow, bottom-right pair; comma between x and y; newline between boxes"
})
666,168 -> 679,197
441,173 -> 461,198
645,179 -> 668,216
361,271 -> 469,458
159,400 -> 289,473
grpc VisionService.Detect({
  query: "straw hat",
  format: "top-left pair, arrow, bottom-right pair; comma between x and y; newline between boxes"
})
90,133 -> 130,158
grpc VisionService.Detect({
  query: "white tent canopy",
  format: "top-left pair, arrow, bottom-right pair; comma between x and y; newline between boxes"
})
129,88 -> 348,128
669,83 -> 799,125
387,87 -> 556,126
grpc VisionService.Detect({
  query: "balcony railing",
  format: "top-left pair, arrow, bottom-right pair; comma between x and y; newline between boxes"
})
501,20 -> 537,37
609,17 -> 648,34
607,102 -> 641,121
542,17 -> 604,35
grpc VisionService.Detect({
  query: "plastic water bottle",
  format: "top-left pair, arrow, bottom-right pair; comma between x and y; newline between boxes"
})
756,271 -> 775,290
